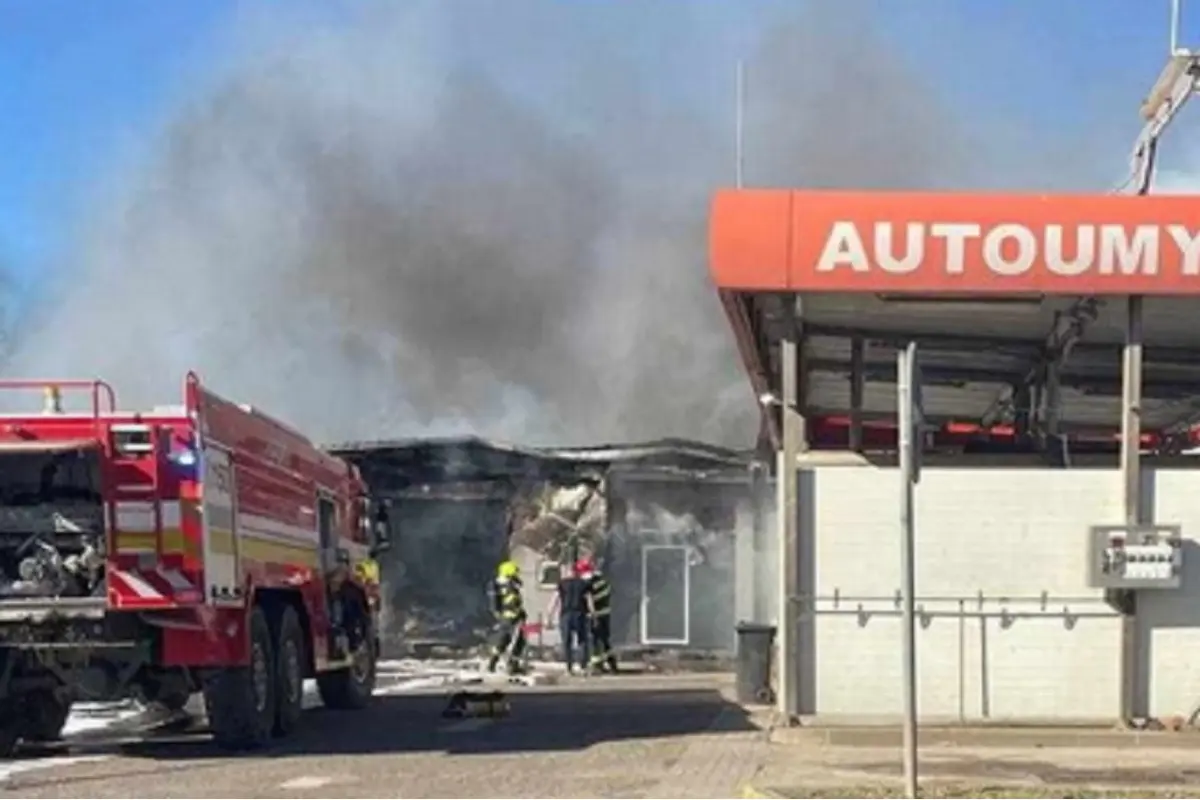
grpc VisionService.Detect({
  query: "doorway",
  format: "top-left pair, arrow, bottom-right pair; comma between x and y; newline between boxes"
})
640,545 -> 690,646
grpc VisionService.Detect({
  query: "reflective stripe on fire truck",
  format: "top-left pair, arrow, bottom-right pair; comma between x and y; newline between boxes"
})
112,569 -> 160,598
156,567 -> 196,592
113,500 -> 187,554
108,567 -> 203,605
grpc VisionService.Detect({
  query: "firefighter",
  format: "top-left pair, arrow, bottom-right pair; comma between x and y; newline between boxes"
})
354,555 -> 380,586
486,559 -> 528,675
577,557 -> 617,674
547,562 -> 590,674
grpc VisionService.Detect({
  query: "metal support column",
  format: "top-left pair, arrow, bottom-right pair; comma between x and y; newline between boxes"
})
849,336 -> 865,453
1122,297 -> 1144,524
897,342 -> 922,800
1043,363 -> 1062,439
750,461 -> 768,623
1012,382 -> 1032,441
1118,295 -> 1145,722
777,298 -> 806,720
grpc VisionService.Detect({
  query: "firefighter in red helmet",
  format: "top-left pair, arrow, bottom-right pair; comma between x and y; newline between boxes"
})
576,557 -> 617,674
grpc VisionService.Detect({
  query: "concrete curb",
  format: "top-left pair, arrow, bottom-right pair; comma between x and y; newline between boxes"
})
768,724 -> 1200,749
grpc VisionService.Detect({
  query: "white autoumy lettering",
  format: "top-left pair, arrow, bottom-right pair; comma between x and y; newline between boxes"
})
875,222 -> 924,274
813,221 -> 1200,277
929,223 -> 980,274
1098,225 -> 1158,276
982,224 -> 1036,276
1044,224 -> 1094,276
816,221 -> 869,272
1169,225 -> 1200,275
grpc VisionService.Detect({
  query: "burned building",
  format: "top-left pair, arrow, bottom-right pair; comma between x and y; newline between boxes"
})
327,437 -> 766,658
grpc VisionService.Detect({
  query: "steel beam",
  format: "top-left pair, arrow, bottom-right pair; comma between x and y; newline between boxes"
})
801,405 -> 1169,438
777,296 -> 806,721
1118,296 -> 1146,724
896,343 -> 921,798
1122,297 -> 1145,526
804,324 -> 1200,364
806,359 -> 1200,400
750,460 -> 769,623
1042,361 -> 1063,438
1013,382 -> 1033,439
849,337 -> 865,452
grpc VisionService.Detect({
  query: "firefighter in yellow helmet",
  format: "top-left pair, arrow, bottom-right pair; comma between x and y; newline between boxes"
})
486,559 -> 528,675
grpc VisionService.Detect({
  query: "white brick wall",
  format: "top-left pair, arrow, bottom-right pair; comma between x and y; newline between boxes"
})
805,466 -> 1124,722
1143,469 -> 1200,719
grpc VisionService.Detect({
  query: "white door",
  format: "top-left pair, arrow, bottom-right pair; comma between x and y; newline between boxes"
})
640,544 -> 690,646
201,445 -> 242,606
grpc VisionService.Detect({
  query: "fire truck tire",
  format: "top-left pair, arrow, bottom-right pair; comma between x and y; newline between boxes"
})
21,691 -> 71,742
316,616 -> 376,710
203,606 -> 276,750
271,605 -> 305,737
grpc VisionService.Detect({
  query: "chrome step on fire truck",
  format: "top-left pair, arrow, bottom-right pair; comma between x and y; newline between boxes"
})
0,373 -> 391,756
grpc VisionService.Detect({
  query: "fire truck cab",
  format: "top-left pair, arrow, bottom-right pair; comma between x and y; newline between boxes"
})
0,373 -> 392,755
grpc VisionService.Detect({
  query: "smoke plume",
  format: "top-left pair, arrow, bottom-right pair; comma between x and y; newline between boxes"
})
3,2 -> 1097,447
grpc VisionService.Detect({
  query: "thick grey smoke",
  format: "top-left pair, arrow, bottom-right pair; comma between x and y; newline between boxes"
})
744,4 -> 970,190
6,2 -> 755,446
4,2 -> 1102,447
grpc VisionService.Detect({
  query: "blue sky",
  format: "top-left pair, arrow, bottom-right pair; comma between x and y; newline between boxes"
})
0,0 -> 1195,302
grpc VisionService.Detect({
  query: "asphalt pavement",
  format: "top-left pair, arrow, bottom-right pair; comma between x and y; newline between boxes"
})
0,667 -> 765,799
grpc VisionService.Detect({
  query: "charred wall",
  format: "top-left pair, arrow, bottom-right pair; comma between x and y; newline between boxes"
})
378,483 -> 512,655
332,437 -> 760,657
606,470 -> 754,653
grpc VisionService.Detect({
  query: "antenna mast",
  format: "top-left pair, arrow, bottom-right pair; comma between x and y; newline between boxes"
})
1130,0 -> 1200,193
735,59 -> 746,188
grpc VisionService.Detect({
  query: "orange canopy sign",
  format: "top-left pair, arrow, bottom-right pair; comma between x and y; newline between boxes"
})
709,189 -> 1200,294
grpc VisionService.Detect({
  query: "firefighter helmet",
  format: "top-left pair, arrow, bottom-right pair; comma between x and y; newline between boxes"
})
497,560 -> 519,579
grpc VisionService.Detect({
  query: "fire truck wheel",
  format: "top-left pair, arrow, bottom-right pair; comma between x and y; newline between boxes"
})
316,617 -> 376,710
21,691 -> 71,742
272,605 -> 305,737
203,606 -> 276,750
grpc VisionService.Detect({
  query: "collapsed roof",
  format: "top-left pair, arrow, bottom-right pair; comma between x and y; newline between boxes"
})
325,436 -> 757,485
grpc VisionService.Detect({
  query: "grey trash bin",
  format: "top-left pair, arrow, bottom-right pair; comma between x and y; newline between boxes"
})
734,621 -> 776,705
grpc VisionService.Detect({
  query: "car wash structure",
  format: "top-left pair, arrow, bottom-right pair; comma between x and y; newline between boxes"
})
708,16 -> 1200,736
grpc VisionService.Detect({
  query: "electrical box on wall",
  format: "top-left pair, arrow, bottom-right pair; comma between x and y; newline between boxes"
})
1087,524 -> 1184,590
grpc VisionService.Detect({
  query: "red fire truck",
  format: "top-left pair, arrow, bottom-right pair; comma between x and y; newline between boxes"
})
0,373 -> 391,755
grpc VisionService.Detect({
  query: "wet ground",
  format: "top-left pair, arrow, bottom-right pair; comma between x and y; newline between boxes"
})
0,670 -> 760,799
9,665 -> 1200,799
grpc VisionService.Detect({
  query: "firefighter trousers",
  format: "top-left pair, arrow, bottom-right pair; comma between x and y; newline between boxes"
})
560,611 -> 590,671
487,618 -> 526,673
588,614 -> 616,672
